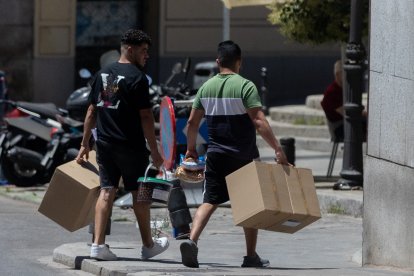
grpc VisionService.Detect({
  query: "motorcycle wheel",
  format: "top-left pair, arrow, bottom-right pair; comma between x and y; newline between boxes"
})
1,155 -> 47,187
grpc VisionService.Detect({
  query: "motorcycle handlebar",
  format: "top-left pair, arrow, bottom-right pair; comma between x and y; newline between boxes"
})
0,99 -> 17,107
160,85 -> 192,100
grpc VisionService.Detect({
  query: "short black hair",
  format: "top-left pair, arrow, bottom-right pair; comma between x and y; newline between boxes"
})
120,29 -> 152,46
217,40 -> 241,68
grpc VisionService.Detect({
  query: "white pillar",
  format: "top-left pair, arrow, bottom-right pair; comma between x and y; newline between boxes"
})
223,5 -> 230,41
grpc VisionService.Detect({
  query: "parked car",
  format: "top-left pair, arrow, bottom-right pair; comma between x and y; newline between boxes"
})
192,61 -> 218,91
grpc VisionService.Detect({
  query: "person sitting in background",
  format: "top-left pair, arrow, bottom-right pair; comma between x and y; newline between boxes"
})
320,60 -> 367,140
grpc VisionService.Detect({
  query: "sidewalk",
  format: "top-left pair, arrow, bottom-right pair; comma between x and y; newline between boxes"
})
50,210 -> 410,276
0,148 -> 396,275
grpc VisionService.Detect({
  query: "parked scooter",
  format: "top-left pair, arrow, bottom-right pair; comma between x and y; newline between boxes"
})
151,58 -> 195,124
0,50 -> 120,187
0,100 -> 83,187
66,76 -> 91,121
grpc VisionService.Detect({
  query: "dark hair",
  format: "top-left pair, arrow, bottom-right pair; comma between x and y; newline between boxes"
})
120,29 -> 152,46
217,40 -> 241,68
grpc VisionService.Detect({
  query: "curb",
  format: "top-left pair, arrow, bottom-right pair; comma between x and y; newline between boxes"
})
0,182 -> 363,218
0,185 -> 46,204
317,189 -> 363,218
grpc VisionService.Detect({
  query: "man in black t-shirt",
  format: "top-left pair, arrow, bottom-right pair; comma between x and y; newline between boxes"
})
76,29 -> 168,261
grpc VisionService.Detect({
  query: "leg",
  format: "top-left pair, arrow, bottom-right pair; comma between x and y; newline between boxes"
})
90,140 -> 124,260
90,187 -> 118,261
179,203 -> 217,268
93,139 -> 120,245
132,192 -> 170,260
241,227 -> 269,268
243,227 -> 258,257
94,188 -> 116,245
181,152 -> 247,268
189,203 -> 218,243
131,191 -> 153,248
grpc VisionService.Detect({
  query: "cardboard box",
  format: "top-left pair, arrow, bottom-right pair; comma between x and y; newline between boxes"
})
225,161 -> 321,234
38,151 -> 100,232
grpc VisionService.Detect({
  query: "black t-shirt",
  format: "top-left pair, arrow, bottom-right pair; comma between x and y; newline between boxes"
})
89,62 -> 152,151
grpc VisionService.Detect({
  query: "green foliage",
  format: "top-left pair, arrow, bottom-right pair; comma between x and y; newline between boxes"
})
292,116 -> 325,125
267,0 -> 369,45
327,203 -> 346,215
113,217 -> 130,222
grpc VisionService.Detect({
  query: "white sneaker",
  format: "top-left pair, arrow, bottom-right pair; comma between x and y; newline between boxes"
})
141,237 -> 170,260
90,244 -> 117,261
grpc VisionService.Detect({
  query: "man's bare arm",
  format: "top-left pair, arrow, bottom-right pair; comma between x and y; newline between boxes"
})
247,107 -> 289,165
76,104 -> 97,163
185,108 -> 205,159
140,108 -> 163,168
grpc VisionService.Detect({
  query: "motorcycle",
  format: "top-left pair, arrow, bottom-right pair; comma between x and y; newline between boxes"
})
0,50 -> 144,187
0,57 -> 199,187
150,58 -> 196,130
0,100 -> 83,187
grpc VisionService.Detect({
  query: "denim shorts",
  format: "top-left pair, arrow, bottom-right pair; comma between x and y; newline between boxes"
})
203,152 -> 252,205
96,139 -> 149,191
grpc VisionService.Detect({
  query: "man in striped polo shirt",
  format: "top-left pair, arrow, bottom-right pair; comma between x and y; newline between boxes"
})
180,40 -> 289,268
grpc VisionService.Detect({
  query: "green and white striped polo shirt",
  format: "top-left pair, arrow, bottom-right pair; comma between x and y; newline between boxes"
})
193,73 -> 262,160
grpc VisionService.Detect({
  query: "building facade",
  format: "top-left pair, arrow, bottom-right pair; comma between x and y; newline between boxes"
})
157,0 -> 340,106
363,0 -> 414,269
0,0 -> 340,107
0,0 -> 34,101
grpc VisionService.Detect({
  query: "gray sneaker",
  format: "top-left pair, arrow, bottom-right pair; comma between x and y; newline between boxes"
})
90,244 -> 117,261
241,254 -> 270,267
180,240 -> 199,268
141,237 -> 169,260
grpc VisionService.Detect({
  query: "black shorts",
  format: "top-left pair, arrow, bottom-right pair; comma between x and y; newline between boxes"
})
203,152 -> 252,205
96,139 -> 149,191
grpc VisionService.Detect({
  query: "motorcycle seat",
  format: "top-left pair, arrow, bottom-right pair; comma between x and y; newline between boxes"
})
16,101 -> 63,120
55,114 -> 84,129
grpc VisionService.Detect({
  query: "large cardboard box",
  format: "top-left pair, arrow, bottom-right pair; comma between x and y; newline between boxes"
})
225,161 -> 321,234
38,151 -> 100,232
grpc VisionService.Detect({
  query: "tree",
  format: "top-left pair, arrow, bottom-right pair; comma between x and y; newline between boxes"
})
267,0 -> 369,45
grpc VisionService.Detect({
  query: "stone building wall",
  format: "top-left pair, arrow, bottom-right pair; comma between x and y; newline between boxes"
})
363,1 -> 414,269
0,0 -> 34,101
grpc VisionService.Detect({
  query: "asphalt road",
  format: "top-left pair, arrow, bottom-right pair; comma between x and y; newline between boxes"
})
0,195 -> 93,275
0,193 -> 171,275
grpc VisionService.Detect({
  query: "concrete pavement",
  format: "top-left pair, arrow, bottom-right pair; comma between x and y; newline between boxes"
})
50,209 -> 411,276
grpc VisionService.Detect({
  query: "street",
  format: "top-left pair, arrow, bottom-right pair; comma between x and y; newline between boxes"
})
0,195 -> 93,275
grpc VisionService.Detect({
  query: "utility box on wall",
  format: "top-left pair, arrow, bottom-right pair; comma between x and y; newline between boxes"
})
33,0 -> 76,105
34,0 -> 76,57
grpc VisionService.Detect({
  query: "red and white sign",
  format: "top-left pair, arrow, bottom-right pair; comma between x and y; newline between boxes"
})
159,96 -> 176,170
